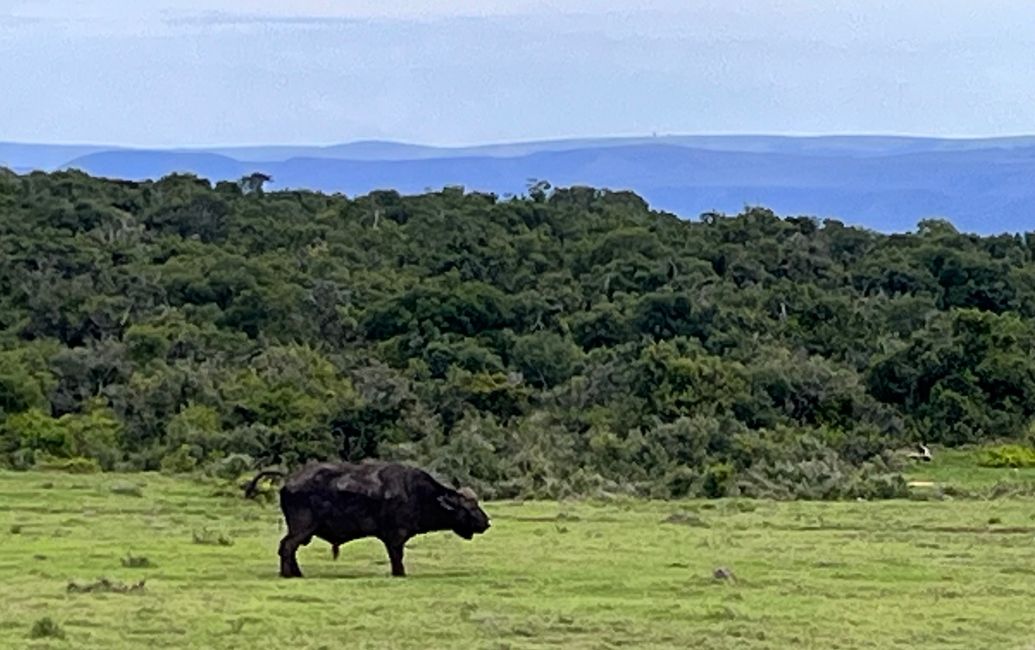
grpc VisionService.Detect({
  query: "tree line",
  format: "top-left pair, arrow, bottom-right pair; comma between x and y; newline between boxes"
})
2,168 -> 1034,498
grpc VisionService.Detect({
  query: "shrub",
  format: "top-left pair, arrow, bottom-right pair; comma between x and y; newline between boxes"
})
737,458 -> 841,500
205,453 -> 254,480
978,444 -> 1035,468
7,448 -> 37,470
1,403 -> 121,470
663,466 -> 698,498
166,404 -> 226,461
734,435 -> 908,500
29,617 -> 65,640
848,471 -> 909,500
985,480 -> 1035,499
34,454 -> 101,474
702,462 -> 735,498
160,444 -> 198,475
56,401 -> 123,469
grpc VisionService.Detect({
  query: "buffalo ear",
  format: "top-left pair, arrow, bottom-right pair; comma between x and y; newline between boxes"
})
437,494 -> 456,512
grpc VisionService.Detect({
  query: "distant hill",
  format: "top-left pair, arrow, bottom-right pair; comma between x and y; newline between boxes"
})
0,143 -> 118,171
3,135 -> 1035,233
195,134 -> 1035,161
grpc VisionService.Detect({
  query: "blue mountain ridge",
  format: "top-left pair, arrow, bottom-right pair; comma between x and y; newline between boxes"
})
3,136 -> 1034,234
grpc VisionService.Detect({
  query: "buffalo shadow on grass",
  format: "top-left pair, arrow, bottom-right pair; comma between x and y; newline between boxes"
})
254,569 -> 477,581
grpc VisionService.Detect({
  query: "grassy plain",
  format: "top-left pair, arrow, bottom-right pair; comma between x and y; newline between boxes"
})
2,457 -> 1035,649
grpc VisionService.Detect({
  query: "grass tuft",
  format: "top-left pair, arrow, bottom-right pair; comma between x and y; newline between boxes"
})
120,552 -> 154,568
67,578 -> 147,594
192,528 -> 234,546
661,511 -> 710,527
29,617 -> 65,640
109,482 -> 143,497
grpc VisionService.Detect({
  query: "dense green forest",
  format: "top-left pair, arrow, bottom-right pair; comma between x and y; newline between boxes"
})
2,169 -> 1034,498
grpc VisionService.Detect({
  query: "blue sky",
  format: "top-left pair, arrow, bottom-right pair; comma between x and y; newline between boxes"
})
2,0 -> 1034,146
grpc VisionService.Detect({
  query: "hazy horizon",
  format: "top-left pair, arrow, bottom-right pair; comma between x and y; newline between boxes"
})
7,132 -> 1035,150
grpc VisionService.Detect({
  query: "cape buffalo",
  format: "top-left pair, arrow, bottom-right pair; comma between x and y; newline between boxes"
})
244,461 -> 491,578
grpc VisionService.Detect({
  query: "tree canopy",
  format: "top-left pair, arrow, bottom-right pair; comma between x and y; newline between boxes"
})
2,168 -> 1033,498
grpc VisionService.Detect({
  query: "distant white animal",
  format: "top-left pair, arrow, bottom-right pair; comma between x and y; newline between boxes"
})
907,443 -> 933,462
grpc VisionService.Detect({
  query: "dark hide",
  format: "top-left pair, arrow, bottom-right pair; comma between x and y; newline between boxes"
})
245,461 -> 491,578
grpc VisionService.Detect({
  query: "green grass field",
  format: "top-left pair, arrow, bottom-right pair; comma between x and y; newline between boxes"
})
905,447 -> 1035,491
2,457 -> 1035,649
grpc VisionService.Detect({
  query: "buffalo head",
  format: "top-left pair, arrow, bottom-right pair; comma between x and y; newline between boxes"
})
438,486 -> 491,540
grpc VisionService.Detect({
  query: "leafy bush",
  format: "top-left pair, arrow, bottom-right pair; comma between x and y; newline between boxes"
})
978,445 -> 1035,468
160,444 -> 199,475
6,448 -> 38,471
701,463 -> 736,498
205,453 -> 255,480
662,466 -> 698,498
34,454 -> 101,474
733,434 -> 907,500
848,470 -> 909,500
165,404 -> 225,460
1,402 -> 121,469
985,480 -> 1035,499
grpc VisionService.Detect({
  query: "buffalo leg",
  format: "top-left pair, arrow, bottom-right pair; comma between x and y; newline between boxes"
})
383,539 -> 406,577
279,519 -> 317,578
279,532 -> 310,578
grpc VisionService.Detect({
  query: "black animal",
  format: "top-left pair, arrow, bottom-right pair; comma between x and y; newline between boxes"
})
244,461 -> 491,578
